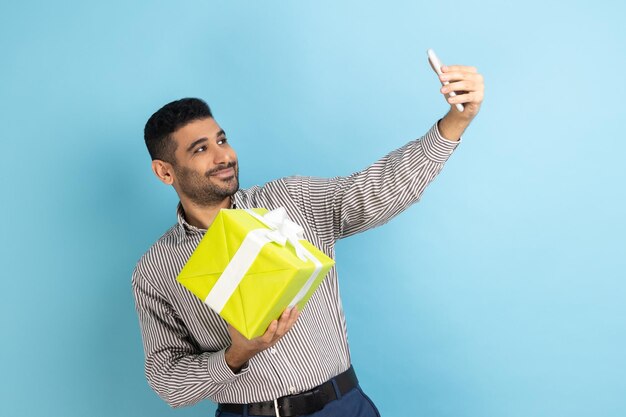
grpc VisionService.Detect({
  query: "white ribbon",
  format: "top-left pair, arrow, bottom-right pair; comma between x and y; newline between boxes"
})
204,208 -> 323,314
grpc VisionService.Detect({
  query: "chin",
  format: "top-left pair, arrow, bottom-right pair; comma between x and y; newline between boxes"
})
219,179 -> 239,196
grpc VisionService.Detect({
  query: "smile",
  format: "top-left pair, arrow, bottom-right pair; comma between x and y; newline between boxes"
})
211,167 -> 236,179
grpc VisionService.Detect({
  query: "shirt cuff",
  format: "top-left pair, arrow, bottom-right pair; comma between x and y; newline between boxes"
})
420,120 -> 462,163
206,348 -> 250,384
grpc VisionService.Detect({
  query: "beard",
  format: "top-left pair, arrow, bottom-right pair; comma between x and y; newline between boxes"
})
174,161 -> 239,206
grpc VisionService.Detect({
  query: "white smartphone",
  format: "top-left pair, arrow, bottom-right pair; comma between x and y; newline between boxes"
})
427,49 -> 464,112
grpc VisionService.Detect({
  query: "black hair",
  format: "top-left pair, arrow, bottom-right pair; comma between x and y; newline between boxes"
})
144,97 -> 213,163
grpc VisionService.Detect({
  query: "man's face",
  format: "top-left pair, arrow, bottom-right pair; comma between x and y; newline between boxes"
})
169,117 -> 239,206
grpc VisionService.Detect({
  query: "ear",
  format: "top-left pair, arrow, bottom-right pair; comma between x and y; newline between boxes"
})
151,159 -> 175,185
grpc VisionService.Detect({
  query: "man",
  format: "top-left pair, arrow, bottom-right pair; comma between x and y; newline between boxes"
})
133,64 -> 484,416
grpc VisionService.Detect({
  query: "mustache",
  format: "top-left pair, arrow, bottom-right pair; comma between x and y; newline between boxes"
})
205,161 -> 237,176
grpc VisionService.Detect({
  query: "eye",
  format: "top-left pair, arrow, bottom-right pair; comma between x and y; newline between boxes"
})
218,137 -> 228,145
194,146 -> 206,153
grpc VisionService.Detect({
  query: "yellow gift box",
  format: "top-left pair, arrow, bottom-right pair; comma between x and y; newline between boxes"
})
176,207 -> 335,339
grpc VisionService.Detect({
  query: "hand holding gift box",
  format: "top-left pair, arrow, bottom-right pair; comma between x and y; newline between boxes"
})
177,207 -> 335,339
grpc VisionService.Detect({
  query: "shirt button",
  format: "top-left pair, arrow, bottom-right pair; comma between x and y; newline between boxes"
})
288,386 -> 297,394
269,347 -> 277,355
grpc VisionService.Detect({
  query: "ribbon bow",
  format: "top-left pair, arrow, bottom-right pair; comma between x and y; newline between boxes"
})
245,207 -> 309,261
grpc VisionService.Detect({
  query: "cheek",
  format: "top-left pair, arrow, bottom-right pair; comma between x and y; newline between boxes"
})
181,161 -> 209,179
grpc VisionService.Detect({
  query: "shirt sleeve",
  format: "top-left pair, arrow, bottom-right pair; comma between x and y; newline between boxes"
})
283,121 -> 461,244
132,267 -> 249,408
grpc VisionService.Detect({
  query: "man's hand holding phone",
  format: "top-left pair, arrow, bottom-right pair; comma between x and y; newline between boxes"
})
427,49 -> 485,140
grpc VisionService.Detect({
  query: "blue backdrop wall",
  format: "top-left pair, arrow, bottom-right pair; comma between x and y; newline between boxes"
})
1,1 -> 624,416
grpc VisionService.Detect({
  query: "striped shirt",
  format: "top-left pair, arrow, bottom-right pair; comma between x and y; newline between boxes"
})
132,122 -> 461,408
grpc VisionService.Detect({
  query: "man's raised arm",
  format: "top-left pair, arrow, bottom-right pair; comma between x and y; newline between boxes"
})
284,64 -> 484,244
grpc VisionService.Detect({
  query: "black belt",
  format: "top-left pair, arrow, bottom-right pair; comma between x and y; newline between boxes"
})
218,366 -> 358,417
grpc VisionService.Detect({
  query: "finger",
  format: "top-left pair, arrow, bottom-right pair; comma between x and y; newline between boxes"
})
261,320 -> 279,344
440,71 -> 483,84
285,306 -> 300,330
442,65 -> 477,73
447,91 -> 483,105
273,307 -> 300,343
274,307 -> 294,337
441,80 -> 477,95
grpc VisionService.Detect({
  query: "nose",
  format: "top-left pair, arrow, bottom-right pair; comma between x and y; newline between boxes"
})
213,144 -> 235,166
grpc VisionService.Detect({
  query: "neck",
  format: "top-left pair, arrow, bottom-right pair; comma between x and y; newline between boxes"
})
180,195 -> 232,230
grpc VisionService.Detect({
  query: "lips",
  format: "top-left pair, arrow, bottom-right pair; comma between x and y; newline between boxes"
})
211,167 -> 235,179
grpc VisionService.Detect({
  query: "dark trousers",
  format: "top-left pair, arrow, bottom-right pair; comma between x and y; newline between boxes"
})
215,385 -> 381,417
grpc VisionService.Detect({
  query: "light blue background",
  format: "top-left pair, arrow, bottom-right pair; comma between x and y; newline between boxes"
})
1,1 -> 624,416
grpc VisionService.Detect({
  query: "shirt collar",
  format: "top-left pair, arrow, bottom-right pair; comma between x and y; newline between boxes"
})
175,194 -> 239,243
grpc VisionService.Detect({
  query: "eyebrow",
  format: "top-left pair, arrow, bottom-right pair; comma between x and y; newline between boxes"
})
186,130 -> 226,153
